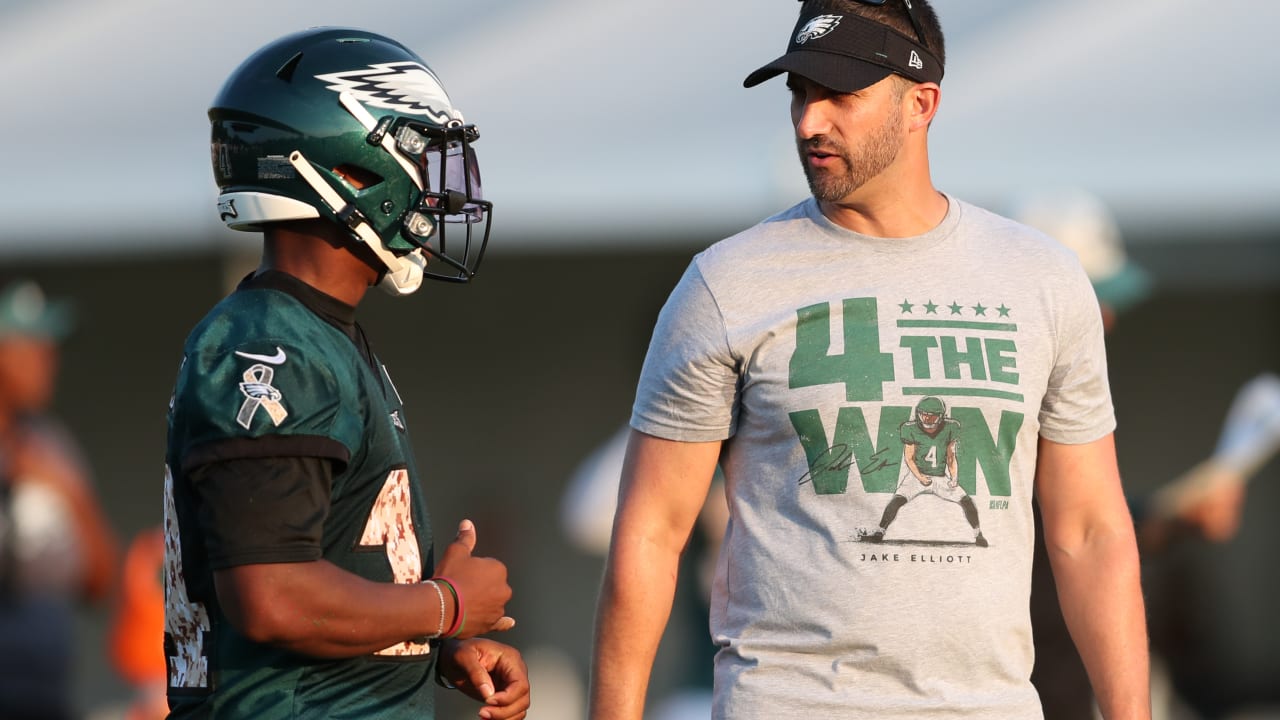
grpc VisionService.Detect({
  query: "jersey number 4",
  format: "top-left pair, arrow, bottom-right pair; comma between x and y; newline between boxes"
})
359,468 -> 432,657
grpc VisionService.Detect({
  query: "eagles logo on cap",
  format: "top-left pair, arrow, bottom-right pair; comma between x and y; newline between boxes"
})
745,8 -> 943,92
796,15 -> 842,44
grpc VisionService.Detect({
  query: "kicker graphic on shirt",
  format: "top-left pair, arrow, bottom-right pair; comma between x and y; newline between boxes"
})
790,297 -> 1020,548
857,396 -> 988,547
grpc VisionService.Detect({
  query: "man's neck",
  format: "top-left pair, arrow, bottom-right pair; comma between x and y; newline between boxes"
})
817,179 -> 949,238
260,223 -> 377,307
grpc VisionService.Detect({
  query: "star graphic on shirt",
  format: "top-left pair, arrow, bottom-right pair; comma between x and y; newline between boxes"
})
899,300 -> 914,313
997,304 -> 1011,317
948,301 -> 964,315
923,300 -> 939,314
972,302 -> 988,316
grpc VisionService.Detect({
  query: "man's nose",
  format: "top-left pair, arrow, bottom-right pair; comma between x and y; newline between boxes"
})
794,98 -> 834,139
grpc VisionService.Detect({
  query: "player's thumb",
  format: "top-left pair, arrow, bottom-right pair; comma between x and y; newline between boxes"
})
469,666 -> 496,701
455,518 -> 477,553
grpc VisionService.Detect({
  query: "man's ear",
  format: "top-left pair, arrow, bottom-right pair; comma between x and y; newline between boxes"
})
908,82 -> 941,131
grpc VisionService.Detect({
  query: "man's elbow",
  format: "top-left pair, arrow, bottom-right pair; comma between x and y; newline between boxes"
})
214,566 -> 313,647
1047,513 -> 1140,565
218,589 -> 293,645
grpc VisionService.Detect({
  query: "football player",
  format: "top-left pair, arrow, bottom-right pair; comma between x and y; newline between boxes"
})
863,396 -> 987,546
163,28 -> 528,719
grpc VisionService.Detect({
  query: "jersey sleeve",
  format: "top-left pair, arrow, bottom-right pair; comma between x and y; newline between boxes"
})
631,261 -> 740,442
1038,264 -> 1117,444
191,456 -> 332,568
173,340 -> 362,471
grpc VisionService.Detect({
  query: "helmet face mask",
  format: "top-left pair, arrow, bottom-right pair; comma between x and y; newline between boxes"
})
385,119 -> 492,283
209,28 -> 492,294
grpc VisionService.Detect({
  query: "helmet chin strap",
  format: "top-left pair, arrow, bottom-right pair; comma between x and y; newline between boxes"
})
288,150 -> 425,296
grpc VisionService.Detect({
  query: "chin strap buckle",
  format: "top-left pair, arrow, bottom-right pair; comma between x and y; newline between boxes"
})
335,202 -> 368,231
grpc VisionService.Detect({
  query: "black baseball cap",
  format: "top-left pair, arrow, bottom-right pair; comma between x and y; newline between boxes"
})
744,8 -> 943,92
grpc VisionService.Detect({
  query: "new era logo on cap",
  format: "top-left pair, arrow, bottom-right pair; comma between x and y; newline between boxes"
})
795,14 -> 842,44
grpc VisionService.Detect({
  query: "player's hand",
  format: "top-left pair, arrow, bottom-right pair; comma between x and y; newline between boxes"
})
917,474 -> 932,486
438,638 -> 530,719
947,476 -> 958,489
434,520 -> 515,638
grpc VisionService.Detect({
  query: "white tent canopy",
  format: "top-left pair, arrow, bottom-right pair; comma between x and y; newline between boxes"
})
1,0 -> 1275,258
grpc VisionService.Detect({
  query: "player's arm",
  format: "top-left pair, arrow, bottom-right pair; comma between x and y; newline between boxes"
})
214,518 -> 512,658
945,438 -> 958,484
902,441 -> 928,484
215,559 -> 448,656
1035,433 -> 1150,720
194,456 -> 511,657
589,430 -> 721,720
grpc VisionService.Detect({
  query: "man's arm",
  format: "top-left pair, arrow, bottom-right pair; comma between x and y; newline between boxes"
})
589,430 -> 721,720
1035,433 -> 1150,720
215,560 -> 446,656
214,519 -> 514,657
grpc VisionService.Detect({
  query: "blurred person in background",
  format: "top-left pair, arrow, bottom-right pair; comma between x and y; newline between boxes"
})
1013,189 -> 1278,720
0,279 -> 119,720
161,28 -> 527,719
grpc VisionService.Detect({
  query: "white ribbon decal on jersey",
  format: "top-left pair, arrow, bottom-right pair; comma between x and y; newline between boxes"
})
236,364 -> 288,428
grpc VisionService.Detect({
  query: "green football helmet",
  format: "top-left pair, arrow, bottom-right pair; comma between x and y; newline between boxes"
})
915,396 -> 946,431
209,27 -> 492,293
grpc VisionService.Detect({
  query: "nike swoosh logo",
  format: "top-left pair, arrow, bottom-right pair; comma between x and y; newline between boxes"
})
234,346 -> 287,365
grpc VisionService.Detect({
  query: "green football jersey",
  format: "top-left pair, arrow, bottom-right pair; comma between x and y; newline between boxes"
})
163,272 -> 437,719
898,418 -> 960,478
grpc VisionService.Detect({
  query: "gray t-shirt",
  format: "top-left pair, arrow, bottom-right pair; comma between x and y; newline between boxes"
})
631,195 -> 1114,720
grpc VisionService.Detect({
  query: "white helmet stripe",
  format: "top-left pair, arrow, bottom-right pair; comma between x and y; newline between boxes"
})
217,192 -> 320,230
338,91 -> 423,192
